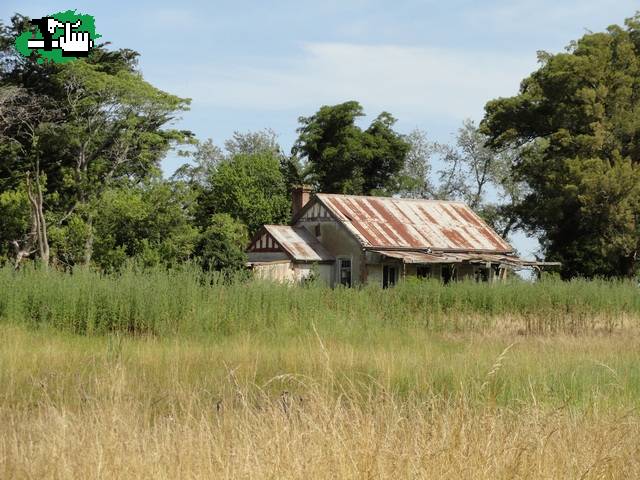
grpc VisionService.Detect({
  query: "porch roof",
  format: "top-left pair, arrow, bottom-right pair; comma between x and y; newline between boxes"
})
371,250 -> 560,269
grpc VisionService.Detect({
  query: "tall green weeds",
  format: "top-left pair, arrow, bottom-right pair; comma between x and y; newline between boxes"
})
1,265 -> 638,336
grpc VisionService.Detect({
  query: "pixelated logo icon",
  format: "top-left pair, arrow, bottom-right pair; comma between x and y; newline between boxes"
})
15,10 -> 100,64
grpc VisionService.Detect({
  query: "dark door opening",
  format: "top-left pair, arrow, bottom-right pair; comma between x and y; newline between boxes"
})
417,266 -> 431,279
442,265 -> 453,284
383,265 -> 397,288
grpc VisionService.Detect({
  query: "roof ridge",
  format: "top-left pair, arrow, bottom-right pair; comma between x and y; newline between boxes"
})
315,193 -> 466,204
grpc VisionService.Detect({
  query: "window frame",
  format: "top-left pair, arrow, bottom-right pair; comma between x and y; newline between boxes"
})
337,256 -> 352,287
382,264 -> 397,288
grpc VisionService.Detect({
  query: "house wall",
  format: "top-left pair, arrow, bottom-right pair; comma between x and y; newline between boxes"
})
367,264 -> 383,286
252,262 -> 294,282
364,256 -> 496,286
292,263 -> 332,285
252,261 -> 332,285
403,264 -> 442,279
296,217 -> 365,287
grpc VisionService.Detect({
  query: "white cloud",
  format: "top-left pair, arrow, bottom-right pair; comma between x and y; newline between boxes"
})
156,42 -> 537,122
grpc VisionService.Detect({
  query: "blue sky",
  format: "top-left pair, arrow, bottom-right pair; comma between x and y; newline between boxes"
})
4,0 -> 639,257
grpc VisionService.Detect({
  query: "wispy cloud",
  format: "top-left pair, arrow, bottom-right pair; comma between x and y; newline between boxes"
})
154,42 -> 537,121
463,0 -> 638,36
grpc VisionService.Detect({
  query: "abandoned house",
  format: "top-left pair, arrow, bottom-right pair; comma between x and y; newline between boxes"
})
247,186 -> 556,287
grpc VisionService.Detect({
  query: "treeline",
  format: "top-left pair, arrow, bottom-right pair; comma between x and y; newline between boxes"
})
2,13 -> 640,278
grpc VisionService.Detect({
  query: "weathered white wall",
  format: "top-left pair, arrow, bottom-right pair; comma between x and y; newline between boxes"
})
252,261 -> 333,285
252,262 -> 294,282
296,218 -> 364,287
292,264 -> 332,285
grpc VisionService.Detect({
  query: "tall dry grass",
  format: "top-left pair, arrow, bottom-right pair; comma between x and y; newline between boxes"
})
3,268 -> 640,478
1,326 -> 640,478
4,387 -> 640,479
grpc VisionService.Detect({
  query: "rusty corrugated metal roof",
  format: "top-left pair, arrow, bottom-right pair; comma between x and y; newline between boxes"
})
316,194 -> 513,253
373,250 -> 526,265
264,225 -> 334,262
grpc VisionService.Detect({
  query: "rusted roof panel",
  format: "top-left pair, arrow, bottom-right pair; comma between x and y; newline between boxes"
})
317,194 -> 512,252
374,250 -> 528,266
264,225 -> 334,262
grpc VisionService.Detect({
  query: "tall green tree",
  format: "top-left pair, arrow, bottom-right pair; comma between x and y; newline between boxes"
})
202,152 -> 291,235
397,129 -> 436,199
88,180 -> 199,272
482,13 -> 640,278
197,213 -> 248,273
292,101 -> 410,195
0,14 -> 191,268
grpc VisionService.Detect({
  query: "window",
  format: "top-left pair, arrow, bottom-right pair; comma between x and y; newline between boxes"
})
339,259 -> 352,287
417,266 -> 431,279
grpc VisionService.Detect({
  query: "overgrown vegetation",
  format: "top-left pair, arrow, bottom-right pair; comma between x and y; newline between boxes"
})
2,266 -> 640,336
2,318 -> 640,478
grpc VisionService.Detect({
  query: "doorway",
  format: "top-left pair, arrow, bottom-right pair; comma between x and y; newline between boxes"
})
383,265 -> 397,288
442,264 -> 454,284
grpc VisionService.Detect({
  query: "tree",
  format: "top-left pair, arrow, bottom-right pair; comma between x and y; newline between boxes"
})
481,14 -> 640,278
203,152 -> 291,235
224,128 -> 280,157
0,14 -> 191,268
0,188 -> 29,266
0,86 -> 58,267
197,213 -> 248,273
397,129 -> 435,198
435,120 -> 523,237
173,138 -> 225,186
292,101 -> 410,195
51,60 -> 190,264
176,130 -> 293,233
88,180 -> 199,272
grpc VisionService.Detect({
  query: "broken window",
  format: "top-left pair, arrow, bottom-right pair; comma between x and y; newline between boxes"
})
339,258 -> 352,287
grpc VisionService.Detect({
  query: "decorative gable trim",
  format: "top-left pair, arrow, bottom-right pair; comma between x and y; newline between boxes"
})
248,229 -> 286,254
292,195 -> 366,247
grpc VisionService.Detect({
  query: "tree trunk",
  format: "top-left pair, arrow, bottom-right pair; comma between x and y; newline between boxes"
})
83,216 -> 94,266
26,167 -> 50,268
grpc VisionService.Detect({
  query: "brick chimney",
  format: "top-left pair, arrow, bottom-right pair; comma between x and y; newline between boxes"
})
292,185 -> 313,218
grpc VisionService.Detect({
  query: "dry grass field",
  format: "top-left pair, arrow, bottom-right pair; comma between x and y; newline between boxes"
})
2,268 -> 640,478
2,324 -> 640,479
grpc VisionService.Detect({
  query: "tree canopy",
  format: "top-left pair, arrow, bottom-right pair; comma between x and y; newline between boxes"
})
0,14 -> 192,269
203,152 -> 291,236
292,101 -> 410,195
482,13 -> 640,278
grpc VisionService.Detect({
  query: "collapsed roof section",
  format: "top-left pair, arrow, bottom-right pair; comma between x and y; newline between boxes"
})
372,250 -> 560,269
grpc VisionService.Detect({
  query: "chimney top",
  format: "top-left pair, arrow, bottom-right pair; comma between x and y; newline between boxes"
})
292,185 -> 313,219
